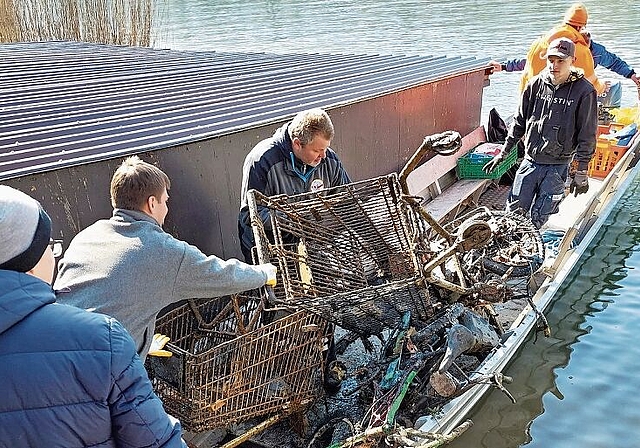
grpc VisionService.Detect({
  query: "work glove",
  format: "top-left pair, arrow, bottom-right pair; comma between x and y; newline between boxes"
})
148,333 -> 172,357
569,170 -> 589,197
259,262 -> 278,287
482,151 -> 505,174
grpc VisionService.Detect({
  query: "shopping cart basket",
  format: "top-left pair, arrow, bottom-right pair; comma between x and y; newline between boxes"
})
147,293 -> 328,432
248,173 -> 439,336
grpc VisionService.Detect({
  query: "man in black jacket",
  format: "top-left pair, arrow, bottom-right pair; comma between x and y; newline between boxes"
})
484,37 -> 597,229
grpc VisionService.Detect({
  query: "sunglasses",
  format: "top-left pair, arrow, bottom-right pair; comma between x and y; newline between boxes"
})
49,239 -> 63,258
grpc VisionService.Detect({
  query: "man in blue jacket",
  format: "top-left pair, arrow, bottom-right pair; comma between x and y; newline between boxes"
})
490,30 -> 640,107
0,185 -> 186,447
238,108 -> 351,263
484,38 -> 597,229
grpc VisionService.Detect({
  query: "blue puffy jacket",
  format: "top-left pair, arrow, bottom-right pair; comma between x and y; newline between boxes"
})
0,269 -> 186,448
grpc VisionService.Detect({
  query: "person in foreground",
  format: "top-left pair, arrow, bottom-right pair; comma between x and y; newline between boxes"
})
483,37 -> 597,229
238,107 -> 351,262
0,185 -> 186,447
54,156 -> 277,360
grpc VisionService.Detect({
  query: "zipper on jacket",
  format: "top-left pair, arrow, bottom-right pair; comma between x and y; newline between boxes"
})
289,151 -> 318,182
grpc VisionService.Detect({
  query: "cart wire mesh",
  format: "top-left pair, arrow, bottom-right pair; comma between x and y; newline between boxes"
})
249,174 -> 438,336
147,294 -> 328,432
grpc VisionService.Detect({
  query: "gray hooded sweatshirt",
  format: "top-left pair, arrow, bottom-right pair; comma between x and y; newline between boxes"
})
54,209 -> 269,359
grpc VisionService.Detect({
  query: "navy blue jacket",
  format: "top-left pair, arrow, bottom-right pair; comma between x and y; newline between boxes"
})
0,270 -> 186,448
238,122 -> 351,261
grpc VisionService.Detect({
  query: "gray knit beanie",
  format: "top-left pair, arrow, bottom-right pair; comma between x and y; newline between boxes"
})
0,185 -> 52,272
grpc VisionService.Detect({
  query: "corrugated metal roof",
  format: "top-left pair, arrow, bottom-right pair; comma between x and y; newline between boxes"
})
0,41 -> 489,180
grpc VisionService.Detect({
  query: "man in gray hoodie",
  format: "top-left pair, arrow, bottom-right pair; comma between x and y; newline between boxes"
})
0,185 -> 187,447
55,156 -> 277,360
484,37 -> 597,229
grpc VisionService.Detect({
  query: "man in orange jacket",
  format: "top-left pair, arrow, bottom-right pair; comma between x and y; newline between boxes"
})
519,3 -> 606,95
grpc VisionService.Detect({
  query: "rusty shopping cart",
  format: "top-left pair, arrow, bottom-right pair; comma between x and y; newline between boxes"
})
246,131 -> 500,337
147,293 -> 328,434
248,173 -> 440,337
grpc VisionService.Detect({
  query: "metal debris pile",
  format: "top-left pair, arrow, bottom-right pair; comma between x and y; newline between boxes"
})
149,132 -> 546,448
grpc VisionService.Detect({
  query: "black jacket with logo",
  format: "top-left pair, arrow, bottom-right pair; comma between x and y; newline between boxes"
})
504,68 -> 597,171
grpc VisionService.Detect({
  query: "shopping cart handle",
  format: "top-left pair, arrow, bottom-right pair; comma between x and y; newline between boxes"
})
398,130 -> 462,192
429,130 -> 463,156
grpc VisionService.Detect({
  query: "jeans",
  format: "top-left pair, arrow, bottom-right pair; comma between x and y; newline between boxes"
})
507,159 -> 569,229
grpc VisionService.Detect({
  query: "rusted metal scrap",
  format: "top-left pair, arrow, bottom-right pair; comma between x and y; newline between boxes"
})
150,131 -> 543,447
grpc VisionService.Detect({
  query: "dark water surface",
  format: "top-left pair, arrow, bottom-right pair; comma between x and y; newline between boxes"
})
155,1 -> 640,446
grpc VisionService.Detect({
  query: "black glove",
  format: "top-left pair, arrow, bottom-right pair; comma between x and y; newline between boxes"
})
569,170 -> 589,197
482,151 -> 505,174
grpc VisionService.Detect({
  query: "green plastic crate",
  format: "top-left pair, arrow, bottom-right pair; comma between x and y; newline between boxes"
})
456,144 -> 518,180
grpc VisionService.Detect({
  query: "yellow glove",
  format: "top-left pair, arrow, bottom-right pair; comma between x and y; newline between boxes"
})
148,333 -> 172,357
262,262 -> 278,287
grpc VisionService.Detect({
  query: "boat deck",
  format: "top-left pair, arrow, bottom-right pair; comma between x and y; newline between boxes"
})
474,176 -> 605,234
543,178 -> 604,232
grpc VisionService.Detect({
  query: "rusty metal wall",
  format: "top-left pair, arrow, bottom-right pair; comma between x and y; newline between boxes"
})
332,73 -> 485,178
4,70 -> 485,261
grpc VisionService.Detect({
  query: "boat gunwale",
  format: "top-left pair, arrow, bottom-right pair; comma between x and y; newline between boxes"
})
416,134 -> 640,435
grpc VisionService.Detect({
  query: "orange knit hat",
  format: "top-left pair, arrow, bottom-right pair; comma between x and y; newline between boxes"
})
563,3 -> 588,28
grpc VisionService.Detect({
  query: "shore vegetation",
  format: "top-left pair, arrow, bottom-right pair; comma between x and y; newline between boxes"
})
0,0 -> 160,46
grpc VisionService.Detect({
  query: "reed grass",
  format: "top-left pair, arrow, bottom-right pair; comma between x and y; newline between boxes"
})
0,0 -> 158,46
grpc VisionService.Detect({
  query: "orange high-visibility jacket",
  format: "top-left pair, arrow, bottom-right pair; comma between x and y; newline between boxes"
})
519,24 -> 606,94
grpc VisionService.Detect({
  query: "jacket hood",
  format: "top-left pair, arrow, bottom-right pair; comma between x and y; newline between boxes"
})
0,270 -> 54,334
542,67 -> 584,86
272,123 -> 293,157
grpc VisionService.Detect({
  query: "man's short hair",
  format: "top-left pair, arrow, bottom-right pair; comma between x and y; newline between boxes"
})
110,156 -> 171,210
288,108 -> 335,146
